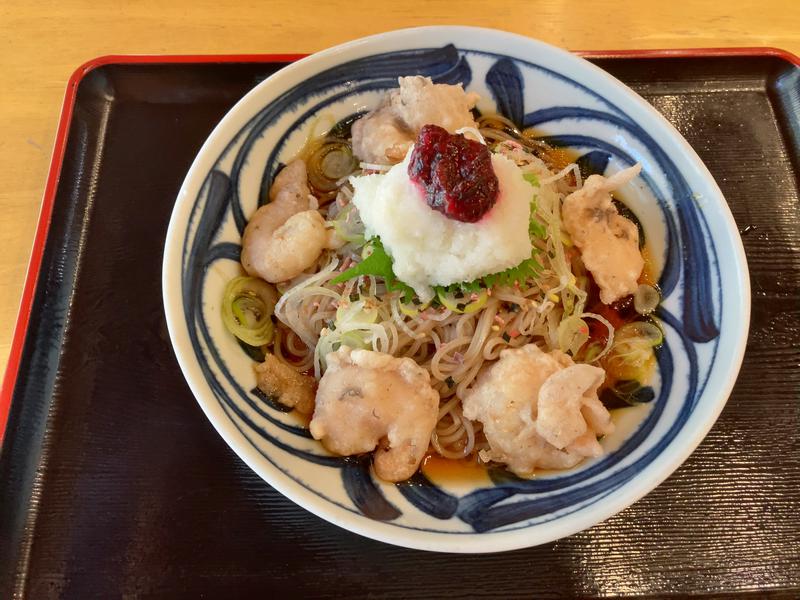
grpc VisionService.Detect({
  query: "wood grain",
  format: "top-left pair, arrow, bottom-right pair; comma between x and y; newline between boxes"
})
0,1 -> 799,376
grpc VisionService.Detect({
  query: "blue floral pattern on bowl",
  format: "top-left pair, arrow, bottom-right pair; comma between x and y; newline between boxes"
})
163,28 -> 748,552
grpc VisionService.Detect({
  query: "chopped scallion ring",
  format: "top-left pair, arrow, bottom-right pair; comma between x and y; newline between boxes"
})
222,276 -> 278,346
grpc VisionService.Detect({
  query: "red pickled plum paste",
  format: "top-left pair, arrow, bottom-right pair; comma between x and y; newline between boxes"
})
408,124 -> 499,223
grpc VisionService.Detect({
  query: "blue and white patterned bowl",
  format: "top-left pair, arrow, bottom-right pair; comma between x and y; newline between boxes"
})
162,27 -> 750,553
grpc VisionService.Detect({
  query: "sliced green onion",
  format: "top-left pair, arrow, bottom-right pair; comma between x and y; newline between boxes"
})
329,203 -> 366,245
523,172 -> 540,186
336,299 -> 379,326
307,139 -> 357,193
616,321 -> 663,347
436,288 -> 489,314
562,290 -> 575,318
222,276 -> 277,347
399,298 -> 431,317
399,302 -> 419,317
633,283 -> 661,315
581,341 -> 605,363
339,330 -> 370,350
558,315 -> 590,356
315,298 -> 383,367
603,320 -> 663,381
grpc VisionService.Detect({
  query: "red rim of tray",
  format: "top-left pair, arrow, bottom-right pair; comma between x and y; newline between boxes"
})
1,46 -> 798,443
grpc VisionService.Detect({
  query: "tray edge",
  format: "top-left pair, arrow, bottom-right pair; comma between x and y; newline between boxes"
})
0,70 -> 78,445
1,45 -> 798,442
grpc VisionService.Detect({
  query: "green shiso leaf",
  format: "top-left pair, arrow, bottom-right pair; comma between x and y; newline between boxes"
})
331,237 -> 542,306
331,238 -> 415,301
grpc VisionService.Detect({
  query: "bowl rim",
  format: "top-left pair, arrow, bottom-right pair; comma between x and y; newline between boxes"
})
162,25 -> 750,553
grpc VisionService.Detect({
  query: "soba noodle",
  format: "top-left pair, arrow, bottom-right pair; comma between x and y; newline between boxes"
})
267,117 -> 610,460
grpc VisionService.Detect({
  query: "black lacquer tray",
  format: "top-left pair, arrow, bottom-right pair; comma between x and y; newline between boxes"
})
1,50 -> 798,598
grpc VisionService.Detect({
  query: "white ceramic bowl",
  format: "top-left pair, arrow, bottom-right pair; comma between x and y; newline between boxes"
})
162,26 -> 749,553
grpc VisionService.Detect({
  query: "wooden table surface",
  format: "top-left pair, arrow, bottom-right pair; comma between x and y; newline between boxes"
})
0,1 -> 798,379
